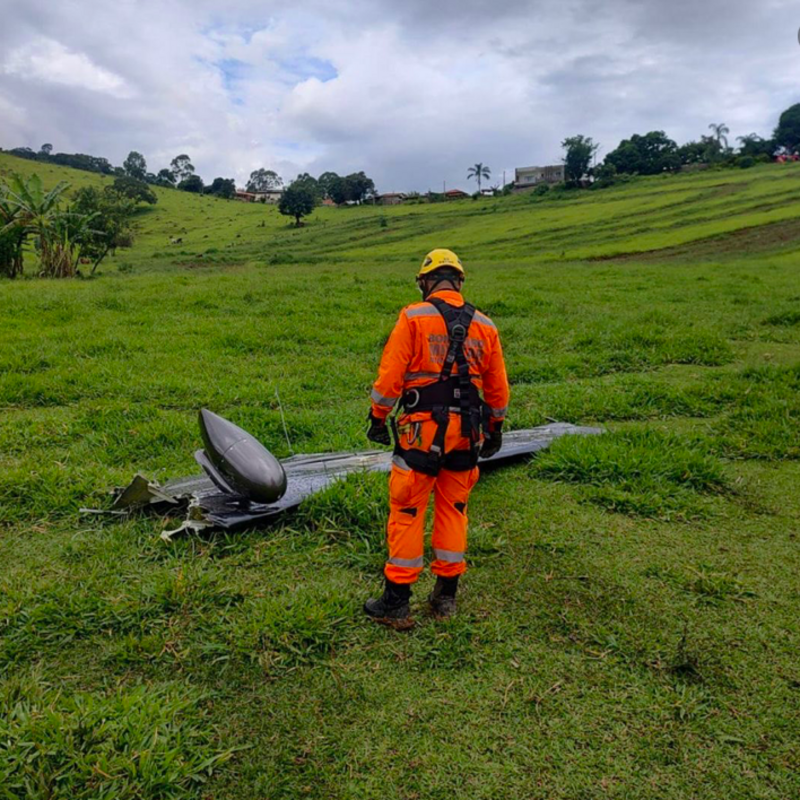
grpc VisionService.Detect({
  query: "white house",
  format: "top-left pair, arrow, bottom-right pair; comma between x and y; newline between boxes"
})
234,189 -> 284,204
513,164 -> 565,190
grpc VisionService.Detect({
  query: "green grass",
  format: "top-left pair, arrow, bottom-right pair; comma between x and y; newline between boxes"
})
531,428 -> 730,520
1,152 -> 800,798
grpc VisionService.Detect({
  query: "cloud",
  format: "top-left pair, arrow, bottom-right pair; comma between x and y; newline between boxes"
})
3,37 -> 131,97
0,0 -> 797,191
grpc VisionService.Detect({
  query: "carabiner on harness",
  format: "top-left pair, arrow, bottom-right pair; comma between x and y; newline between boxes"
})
404,388 -> 420,410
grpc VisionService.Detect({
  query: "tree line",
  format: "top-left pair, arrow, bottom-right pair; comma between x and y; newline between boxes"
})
560,102 -> 800,188
3,144 -> 378,205
2,146 -> 232,197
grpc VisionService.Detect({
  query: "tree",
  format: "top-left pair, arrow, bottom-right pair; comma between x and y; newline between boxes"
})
318,171 -> 339,199
39,143 -> 53,157
278,184 -> 316,226
110,175 -> 157,205
48,152 -> 113,174
246,169 -> 282,192
10,147 -> 38,161
467,163 -> 491,192
592,162 -> 618,188
678,136 -> 723,165
737,133 -> 774,158
344,172 -> 376,203
72,186 -> 136,272
773,103 -> 800,152
328,176 -> 350,205
291,173 -> 321,200
206,177 -> 236,199
123,151 -> 147,180
604,131 -> 679,176
170,154 -> 195,184
561,135 -> 598,186
708,122 -> 730,150
178,174 -> 204,193
156,168 -> 176,187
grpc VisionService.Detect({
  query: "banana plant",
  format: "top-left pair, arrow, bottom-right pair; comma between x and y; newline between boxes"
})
0,187 -> 25,277
2,173 -> 71,277
50,207 -> 102,278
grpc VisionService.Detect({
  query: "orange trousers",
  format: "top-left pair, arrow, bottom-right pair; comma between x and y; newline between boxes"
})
384,460 -> 480,585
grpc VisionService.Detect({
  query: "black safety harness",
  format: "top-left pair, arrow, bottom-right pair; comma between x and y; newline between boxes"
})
391,297 -> 488,475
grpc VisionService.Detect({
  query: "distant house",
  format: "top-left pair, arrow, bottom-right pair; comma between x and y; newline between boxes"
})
234,189 -> 283,204
444,189 -> 469,200
321,197 -> 336,206
377,192 -> 406,206
513,164 -> 565,191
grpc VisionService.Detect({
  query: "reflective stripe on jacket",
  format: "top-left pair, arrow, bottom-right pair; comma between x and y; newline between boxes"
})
370,289 -> 510,422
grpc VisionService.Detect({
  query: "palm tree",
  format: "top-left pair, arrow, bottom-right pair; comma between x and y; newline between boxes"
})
708,123 -> 730,150
467,163 -> 491,193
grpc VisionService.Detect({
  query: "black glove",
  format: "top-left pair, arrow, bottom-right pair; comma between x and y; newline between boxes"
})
480,430 -> 503,459
367,413 -> 391,446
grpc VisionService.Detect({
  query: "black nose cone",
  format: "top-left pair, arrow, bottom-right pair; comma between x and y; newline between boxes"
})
197,409 -> 287,503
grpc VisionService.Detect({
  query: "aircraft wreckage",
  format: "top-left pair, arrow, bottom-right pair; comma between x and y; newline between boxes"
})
99,409 -> 603,541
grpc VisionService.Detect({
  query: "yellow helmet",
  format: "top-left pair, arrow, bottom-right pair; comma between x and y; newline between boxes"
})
417,248 -> 465,278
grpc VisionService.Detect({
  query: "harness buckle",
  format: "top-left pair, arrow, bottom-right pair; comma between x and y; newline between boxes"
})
451,323 -> 467,342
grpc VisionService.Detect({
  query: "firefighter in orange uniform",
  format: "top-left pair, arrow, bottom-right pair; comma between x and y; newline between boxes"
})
364,249 -> 509,627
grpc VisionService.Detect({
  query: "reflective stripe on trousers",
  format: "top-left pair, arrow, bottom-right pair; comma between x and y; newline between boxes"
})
388,555 -> 424,569
434,548 -> 464,564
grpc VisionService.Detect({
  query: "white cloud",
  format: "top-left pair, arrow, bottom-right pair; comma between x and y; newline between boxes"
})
0,0 -> 797,191
3,37 -> 131,97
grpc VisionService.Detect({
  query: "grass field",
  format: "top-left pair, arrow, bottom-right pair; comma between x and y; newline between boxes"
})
1,152 -> 800,798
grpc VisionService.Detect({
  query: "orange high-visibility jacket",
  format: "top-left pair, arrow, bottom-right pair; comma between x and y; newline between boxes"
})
370,289 -> 509,425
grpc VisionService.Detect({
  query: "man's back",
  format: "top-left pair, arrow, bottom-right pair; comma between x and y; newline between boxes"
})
371,288 -> 509,424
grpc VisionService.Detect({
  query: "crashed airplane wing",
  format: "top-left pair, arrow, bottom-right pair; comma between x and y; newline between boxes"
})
103,412 -> 603,539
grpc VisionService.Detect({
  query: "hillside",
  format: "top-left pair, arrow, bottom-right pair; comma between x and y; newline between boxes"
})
1,152 -> 800,799
3,151 -> 800,269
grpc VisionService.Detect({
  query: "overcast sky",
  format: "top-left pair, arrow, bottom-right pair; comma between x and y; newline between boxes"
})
1,0 -> 797,192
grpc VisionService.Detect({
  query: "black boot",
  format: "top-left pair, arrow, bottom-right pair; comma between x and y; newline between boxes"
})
429,575 -> 459,618
364,579 -> 413,630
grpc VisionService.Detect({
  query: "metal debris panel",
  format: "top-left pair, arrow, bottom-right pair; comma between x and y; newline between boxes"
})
107,423 -> 603,538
